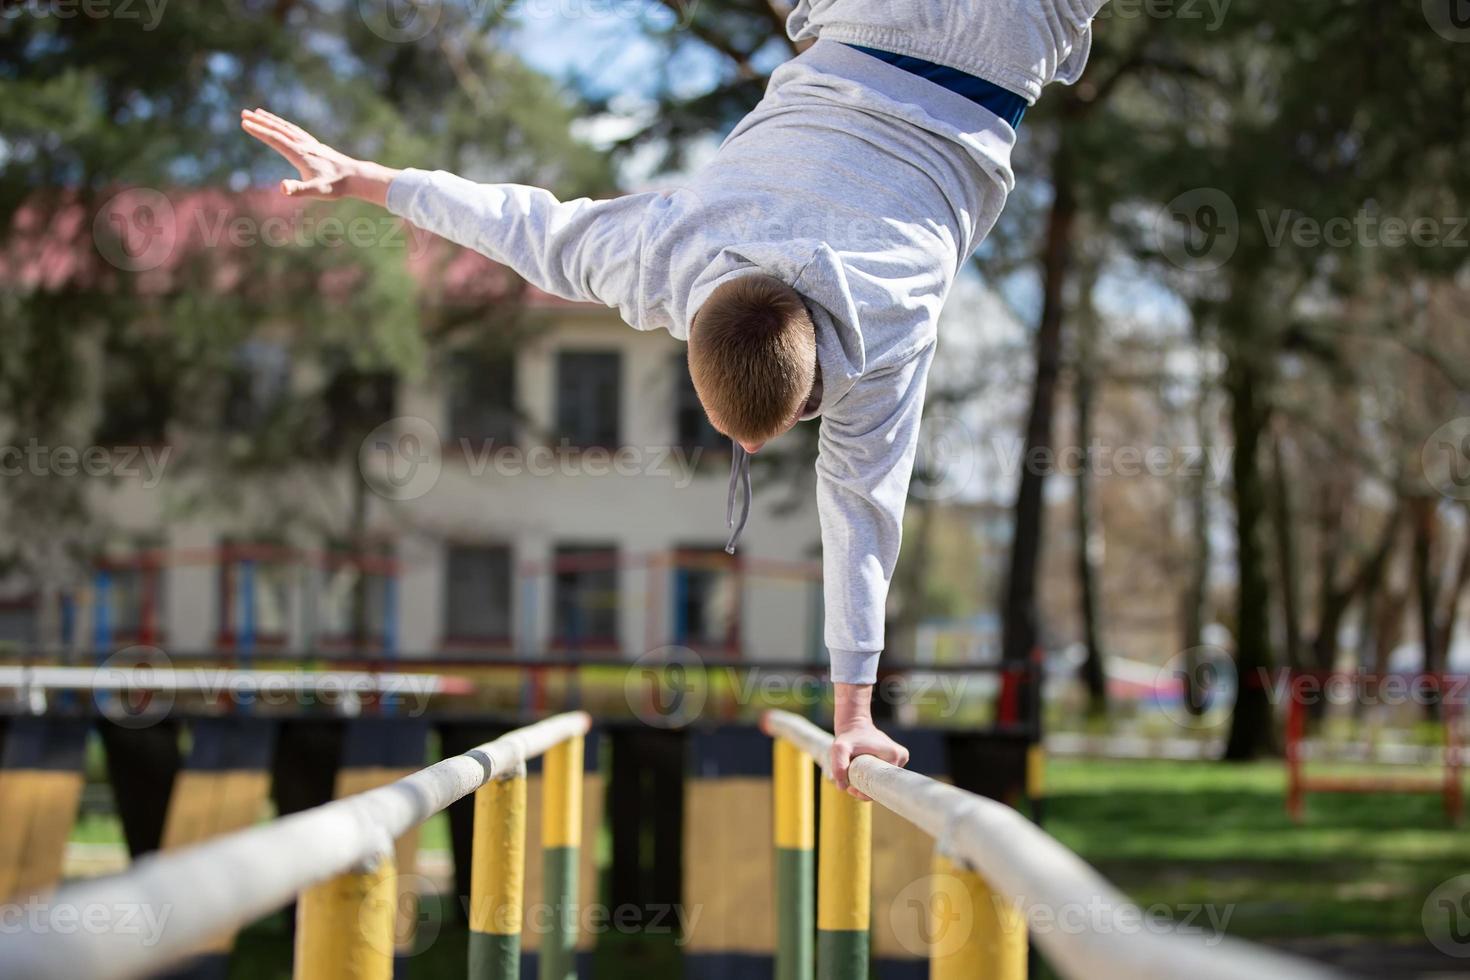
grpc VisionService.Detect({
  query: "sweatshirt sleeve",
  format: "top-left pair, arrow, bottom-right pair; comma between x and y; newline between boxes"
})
386,168 -> 661,329
815,343 -> 935,685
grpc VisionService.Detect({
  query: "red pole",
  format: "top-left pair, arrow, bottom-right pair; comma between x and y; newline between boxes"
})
1286,671 -> 1305,823
138,558 -> 158,647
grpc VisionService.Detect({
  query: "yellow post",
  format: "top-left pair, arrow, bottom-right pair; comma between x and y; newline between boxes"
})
928,852 -> 1026,980
540,735 -> 584,980
293,854 -> 396,980
471,764 -> 528,979
817,778 -> 870,980
774,739 -> 815,980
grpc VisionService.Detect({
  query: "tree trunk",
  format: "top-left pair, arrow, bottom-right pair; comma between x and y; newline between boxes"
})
1269,428 -> 1304,671
1410,496 -> 1442,720
1073,277 -> 1107,718
1223,344 -> 1278,760
1000,147 -> 1077,691
1180,383 -> 1212,717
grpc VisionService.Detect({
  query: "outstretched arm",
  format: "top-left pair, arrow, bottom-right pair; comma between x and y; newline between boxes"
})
240,108 -> 660,324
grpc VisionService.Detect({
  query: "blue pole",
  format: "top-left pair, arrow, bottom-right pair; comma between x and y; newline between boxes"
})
60,593 -> 76,649
92,569 -> 112,654
673,565 -> 689,645
239,559 -> 255,663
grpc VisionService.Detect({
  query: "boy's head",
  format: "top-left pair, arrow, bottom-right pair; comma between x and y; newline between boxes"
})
688,274 -> 817,453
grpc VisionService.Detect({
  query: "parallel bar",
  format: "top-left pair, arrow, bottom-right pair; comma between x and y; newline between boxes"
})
929,851 -> 1026,980
761,710 -> 1338,980
774,738 -> 815,980
816,777 -> 870,980
540,734 -> 584,980
294,855 -> 397,980
0,665 -> 474,695
0,712 -> 591,980
470,764 -> 528,980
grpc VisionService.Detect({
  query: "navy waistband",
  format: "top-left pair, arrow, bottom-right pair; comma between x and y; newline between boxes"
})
843,43 -> 1028,129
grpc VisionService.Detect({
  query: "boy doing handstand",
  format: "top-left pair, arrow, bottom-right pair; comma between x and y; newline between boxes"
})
242,0 -> 1110,796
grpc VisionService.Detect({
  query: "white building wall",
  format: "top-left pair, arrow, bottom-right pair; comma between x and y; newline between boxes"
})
76,308 -> 825,666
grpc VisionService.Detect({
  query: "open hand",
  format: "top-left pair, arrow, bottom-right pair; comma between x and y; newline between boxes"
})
831,720 -> 910,801
239,108 -> 398,206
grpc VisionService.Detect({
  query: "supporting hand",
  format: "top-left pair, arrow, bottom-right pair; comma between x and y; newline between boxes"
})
831,682 -> 910,801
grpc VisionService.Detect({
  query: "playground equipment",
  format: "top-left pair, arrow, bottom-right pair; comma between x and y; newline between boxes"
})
760,710 -> 1336,980
0,709 -> 1339,980
0,711 -> 591,980
1284,670 -> 1464,824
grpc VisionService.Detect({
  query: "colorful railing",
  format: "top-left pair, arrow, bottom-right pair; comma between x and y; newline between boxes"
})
0,712 -> 590,980
760,709 -> 1340,980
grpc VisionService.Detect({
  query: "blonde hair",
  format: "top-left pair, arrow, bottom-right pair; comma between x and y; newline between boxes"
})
687,275 -> 817,443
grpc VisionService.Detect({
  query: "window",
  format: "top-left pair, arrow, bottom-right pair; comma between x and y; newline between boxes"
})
673,354 -> 724,452
444,545 -> 513,644
95,334 -> 175,447
223,341 -> 290,432
317,545 -> 393,649
447,349 -> 517,446
319,364 -> 397,451
556,351 -> 620,448
217,540 -> 293,648
552,545 -> 619,647
0,598 -> 37,647
672,547 -> 740,652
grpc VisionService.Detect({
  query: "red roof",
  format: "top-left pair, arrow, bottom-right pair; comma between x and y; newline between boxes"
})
3,186 -> 589,310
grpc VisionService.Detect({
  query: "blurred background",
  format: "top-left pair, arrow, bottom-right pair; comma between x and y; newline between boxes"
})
2,0 -> 1470,977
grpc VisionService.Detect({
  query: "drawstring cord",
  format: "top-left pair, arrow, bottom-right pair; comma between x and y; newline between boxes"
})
724,441 -> 752,554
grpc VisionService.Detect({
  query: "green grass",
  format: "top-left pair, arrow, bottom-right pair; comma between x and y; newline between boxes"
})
1043,757 -> 1468,942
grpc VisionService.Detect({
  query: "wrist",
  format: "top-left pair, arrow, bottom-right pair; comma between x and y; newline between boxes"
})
344,161 -> 401,207
833,682 -> 874,733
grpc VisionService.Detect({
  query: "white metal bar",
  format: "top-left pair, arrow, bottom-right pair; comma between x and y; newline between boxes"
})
760,710 -> 1339,980
0,711 -> 591,980
0,666 -> 473,695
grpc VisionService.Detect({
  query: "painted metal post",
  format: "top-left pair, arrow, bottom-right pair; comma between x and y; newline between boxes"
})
238,558 -> 256,662
293,854 -> 396,980
383,572 -> 399,656
929,852 -> 1027,980
774,739 -> 815,980
817,777 -> 869,980
92,569 -> 112,652
540,734 -> 583,980
470,763 -> 527,979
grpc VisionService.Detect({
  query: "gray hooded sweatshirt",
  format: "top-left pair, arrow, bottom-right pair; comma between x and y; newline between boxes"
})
385,1 -> 1108,684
